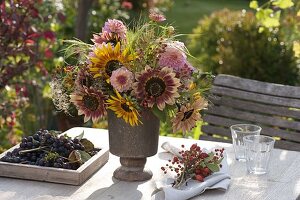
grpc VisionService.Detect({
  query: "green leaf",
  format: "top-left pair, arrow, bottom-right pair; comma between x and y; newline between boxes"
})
207,163 -> 220,173
80,138 -> 94,152
216,157 -> 224,165
42,84 -> 51,98
152,106 -> 167,122
249,1 -> 259,9
75,131 -> 84,140
78,150 -> 91,163
49,130 -> 62,136
258,27 -> 265,33
68,150 -> 82,164
204,152 -> 214,162
273,0 -> 294,9
262,11 -> 281,28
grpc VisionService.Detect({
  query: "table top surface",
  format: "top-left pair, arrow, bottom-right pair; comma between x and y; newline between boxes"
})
0,127 -> 299,200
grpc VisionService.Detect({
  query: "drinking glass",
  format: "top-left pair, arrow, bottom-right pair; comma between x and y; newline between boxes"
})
230,124 -> 261,161
243,135 -> 275,175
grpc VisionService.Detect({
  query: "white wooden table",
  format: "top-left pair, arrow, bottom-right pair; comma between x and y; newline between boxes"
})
0,127 -> 299,200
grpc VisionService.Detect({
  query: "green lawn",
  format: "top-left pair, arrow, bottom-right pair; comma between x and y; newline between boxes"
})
166,0 -> 249,36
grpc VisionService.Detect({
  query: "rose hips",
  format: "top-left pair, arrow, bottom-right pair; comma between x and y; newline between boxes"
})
195,174 -> 204,182
200,153 -> 208,159
173,156 -> 179,162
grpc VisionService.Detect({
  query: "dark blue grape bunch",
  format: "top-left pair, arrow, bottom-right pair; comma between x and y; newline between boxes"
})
0,129 -> 98,170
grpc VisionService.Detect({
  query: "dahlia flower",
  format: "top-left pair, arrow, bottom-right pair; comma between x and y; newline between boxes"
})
110,67 -> 134,92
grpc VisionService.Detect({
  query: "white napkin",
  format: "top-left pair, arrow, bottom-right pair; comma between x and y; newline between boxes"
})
151,142 -> 231,200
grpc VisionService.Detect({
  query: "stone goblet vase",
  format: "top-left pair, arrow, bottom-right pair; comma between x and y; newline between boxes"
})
107,109 -> 160,181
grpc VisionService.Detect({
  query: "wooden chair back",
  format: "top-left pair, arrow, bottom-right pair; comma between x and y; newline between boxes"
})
201,74 -> 300,151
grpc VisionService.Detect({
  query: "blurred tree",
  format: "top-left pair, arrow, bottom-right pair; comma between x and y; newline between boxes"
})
75,0 -> 94,40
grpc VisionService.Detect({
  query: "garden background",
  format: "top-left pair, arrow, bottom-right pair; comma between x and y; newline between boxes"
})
0,0 -> 299,152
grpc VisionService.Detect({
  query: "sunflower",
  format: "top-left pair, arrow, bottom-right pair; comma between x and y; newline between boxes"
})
171,97 -> 208,133
133,66 -> 180,110
70,88 -> 107,123
107,91 -> 141,126
75,66 -> 94,89
89,42 -> 134,79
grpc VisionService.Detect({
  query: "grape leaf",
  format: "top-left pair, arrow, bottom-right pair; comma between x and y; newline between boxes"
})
68,150 -> 82,164
80,138 -> 94,152
49,130 -> 62,136
78,150 -> 91,163
75,131 -> 84,140
207,163 -> 220,173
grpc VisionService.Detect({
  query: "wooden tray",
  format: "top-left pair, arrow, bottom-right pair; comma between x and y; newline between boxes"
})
0,129 -> 109,185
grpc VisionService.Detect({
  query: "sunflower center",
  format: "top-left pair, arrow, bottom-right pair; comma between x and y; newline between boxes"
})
105,60 -> 121,76
116,75 -> 127,85
82,95 -> 99,111
181,109 -> 194,121
121,103 -> 132,112
145,77 -> 166,97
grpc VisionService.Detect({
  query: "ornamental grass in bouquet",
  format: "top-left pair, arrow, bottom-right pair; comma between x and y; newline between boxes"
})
50,11 -> 213,134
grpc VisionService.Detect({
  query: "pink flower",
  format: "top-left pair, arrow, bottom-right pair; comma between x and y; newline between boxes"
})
179,62 -> 195,78
102,19 -> 127,40
43,30 -> 55,42
158,41 -> 187,71
110,67 -> 134,92
92,31 -> 122,46
149,10 -> 166,22
122,1 -> 133,10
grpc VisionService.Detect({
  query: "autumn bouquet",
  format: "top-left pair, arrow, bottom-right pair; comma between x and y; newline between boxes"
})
50,11 -> 213,133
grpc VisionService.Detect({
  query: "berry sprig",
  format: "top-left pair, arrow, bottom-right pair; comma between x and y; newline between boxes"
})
161,143 -> 224,188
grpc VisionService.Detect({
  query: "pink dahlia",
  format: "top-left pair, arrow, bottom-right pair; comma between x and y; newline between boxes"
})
178,62 -> 195,78
149,10 -> 166,22
92,31 -> 122,46
158,41 -> 187,72
70,88 -> 107,123
133,66 -> 180,110
110,67 -> 134,92
102,19 -> 127,40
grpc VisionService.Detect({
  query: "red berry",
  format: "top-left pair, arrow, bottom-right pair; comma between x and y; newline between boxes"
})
195,174 -> 204,182
200,153 -> 208,159
190,144 -> 197,150
203,167 -> 210,174
173,156 -> 179,162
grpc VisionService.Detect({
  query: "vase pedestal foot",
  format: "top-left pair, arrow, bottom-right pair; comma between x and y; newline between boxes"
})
113,157 -> 153,181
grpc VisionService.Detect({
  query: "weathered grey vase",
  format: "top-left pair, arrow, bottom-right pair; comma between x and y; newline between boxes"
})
107,109 -> 160,181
